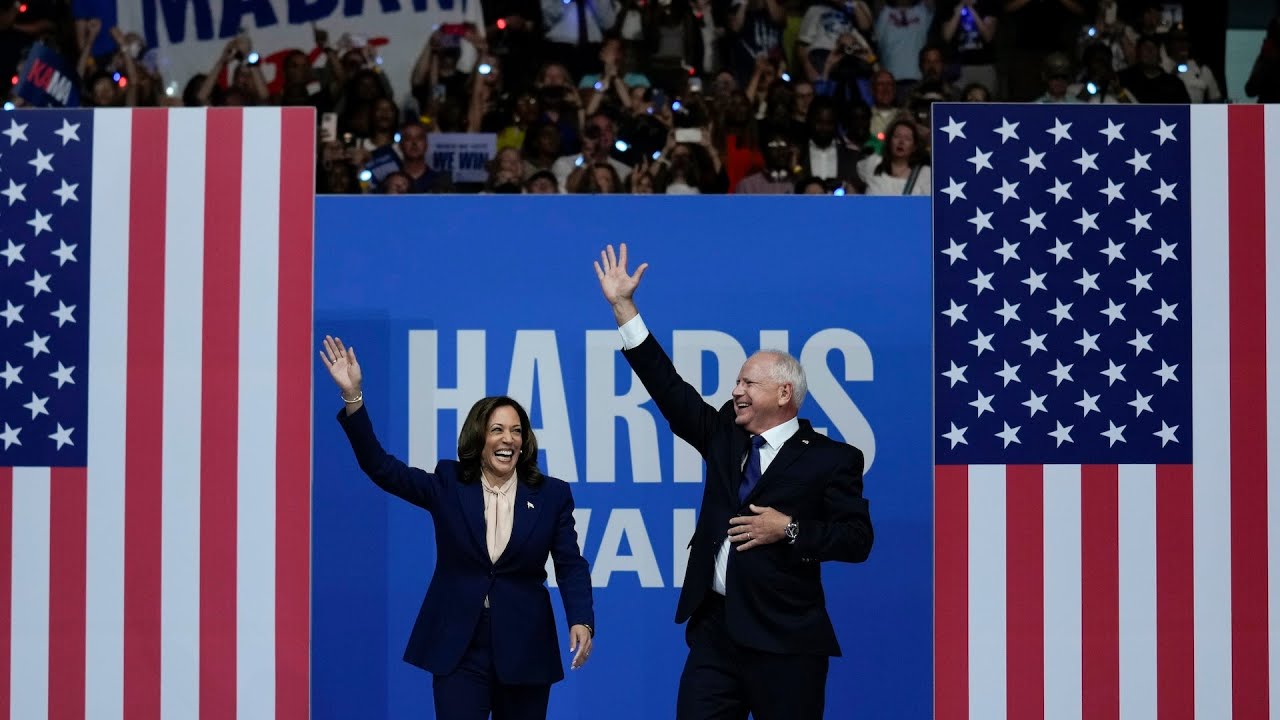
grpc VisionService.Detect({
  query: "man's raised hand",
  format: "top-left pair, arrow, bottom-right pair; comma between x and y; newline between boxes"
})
593,243 -> 647,306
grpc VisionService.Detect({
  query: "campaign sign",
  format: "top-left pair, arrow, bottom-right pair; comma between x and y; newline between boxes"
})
15,42 -> 81,108
428,133 -> 498,184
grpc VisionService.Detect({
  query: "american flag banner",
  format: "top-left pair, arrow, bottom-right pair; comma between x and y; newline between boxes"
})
0,108 -> 313,719
933,103 -> 1277,719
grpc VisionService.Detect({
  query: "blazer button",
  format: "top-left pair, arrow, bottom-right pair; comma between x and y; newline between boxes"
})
489,569 -> 496,578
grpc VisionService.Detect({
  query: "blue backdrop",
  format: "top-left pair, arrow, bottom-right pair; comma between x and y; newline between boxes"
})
311,196 -> 934,718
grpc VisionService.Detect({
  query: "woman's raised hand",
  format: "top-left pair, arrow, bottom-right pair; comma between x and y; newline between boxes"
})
319,335 -> 363,399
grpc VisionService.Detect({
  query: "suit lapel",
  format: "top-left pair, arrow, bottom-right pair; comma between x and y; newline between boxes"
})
744,420 -> 814,505
722,429 -> 750,502
459,479 -> 492,566
498,481 -> 541,566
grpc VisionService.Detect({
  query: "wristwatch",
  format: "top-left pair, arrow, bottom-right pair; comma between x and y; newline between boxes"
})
784,520 -> 799,544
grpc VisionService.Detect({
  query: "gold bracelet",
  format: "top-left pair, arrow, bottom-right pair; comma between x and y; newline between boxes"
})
342,391 -> 363,404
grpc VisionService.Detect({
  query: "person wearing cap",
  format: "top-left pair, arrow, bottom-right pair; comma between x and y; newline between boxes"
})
1035,52 -> 1079,103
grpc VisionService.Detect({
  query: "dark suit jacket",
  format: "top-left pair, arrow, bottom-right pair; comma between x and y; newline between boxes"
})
337,406 -> 594,685
797,142 -> 862,187
623,334 -> 873,657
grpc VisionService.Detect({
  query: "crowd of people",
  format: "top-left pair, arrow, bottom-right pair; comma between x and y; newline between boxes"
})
2,0 -> 1269,195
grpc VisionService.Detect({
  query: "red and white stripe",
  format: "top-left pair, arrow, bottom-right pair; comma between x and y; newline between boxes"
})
3,108 -> 313,719
935,104 -> 1280,718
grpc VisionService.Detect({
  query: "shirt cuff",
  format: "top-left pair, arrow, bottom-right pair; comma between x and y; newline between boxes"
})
618,314 -> 649,350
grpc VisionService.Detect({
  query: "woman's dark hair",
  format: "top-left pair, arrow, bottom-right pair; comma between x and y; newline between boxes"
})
573,162 -> 623,194
317,160 -> 359,194
876,118 -> 924,175
84,70 -> 117,105
522,120 -> 561,161
456,396 -> 544,487
794,176 -> 827,194
183,74 -> 212,106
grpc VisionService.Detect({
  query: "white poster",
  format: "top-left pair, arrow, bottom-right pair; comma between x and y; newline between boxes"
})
428,132 -> 496,183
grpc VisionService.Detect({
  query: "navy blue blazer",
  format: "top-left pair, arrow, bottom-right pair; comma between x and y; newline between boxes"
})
337,405 -> 594,685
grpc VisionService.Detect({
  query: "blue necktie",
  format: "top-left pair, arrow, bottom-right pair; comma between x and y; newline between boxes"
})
739,435 -> 766,504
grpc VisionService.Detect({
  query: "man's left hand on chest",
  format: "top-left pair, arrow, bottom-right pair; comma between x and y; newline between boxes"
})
728,504 -> 793,551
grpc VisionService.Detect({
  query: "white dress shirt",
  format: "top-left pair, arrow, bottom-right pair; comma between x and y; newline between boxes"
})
618,314 -> 799,595
708,417 -> 798,594
808,142 -> 839,180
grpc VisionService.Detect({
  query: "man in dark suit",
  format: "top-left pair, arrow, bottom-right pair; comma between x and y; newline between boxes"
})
593,244 -> 874,720
796,98 -> 863,192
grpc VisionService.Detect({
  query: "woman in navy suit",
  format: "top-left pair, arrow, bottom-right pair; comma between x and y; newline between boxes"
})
321,335 -> 596,720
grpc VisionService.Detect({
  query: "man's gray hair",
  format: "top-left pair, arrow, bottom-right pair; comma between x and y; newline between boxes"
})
758,349 -> 808,408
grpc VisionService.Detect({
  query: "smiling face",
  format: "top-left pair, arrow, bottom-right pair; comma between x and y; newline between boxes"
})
496,147 -> 523,176
481,405 -> 523,482
731,353 -> 794,435
872,71 -> 896,107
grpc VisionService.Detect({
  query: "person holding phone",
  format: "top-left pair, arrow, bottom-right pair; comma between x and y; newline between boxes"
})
552,111 -> 633,190
940,0 -> 998,97
411,26 -> 471,115
593,245 -> 873,719
321,336 -> 595,720
796,0 -> 874,83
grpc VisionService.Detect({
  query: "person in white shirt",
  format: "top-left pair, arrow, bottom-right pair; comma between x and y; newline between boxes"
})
857,118 -> 931,195
1163,27 -> 1222,103
796,0 -> 874,82
874,0 -> 934,87
551,112 -> 633,190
